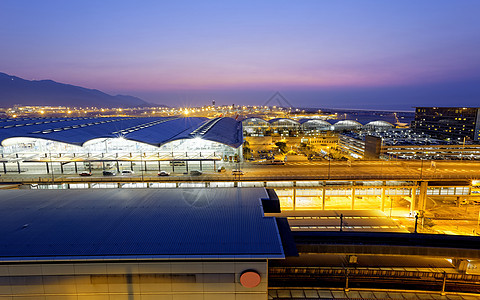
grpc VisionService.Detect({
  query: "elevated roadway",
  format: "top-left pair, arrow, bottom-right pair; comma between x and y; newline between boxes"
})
0,160 -> 479,183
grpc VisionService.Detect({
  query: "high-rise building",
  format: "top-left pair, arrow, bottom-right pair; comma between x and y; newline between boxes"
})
413,107 -> 480,141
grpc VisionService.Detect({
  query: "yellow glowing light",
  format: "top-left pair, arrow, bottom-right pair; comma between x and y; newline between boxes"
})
12,114 -> 17,118
40,110 -> 45,114
67,110 -> 72,114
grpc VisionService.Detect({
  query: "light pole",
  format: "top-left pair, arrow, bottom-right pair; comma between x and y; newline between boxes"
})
49,152 -> 54,184
414,213 -> 418,233
140,152 -> 144,182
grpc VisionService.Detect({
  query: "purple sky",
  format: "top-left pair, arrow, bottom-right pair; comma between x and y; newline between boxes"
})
1,1 -> 480,109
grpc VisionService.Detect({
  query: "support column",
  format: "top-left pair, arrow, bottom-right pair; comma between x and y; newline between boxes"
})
2,162 -> 6,174
292,187 -> 297,211
17,161 -> 21,173
200,160 -> 203,171
410,185 -> 417,214
46,162 -> 50,174
351,184 -> 356,210
322,186 -> 326,210
381,182 -> 386,212
74,162 -> 78,173
116,161 -> 120,172
130,161 -> 133,171
418,181 -> 428,212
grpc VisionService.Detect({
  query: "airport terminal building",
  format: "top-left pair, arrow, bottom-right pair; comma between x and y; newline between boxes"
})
0,188 -> 286,299
0,116 -> 243,174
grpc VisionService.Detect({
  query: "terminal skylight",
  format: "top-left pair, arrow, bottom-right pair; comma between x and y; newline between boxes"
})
189,117 -> 222,136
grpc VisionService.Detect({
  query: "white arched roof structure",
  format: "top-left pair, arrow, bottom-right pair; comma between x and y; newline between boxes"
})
364,120 -> 394,128
333,120 -> 362,131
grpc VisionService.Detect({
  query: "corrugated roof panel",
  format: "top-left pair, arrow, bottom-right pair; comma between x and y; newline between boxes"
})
0,188 -> 283,261
200,117 -> 243,148
125,117 -> 208,146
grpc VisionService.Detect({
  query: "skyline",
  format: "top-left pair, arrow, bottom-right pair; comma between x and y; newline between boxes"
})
1,1 -> 480,109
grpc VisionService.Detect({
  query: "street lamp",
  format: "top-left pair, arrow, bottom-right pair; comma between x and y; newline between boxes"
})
49,152 -> 54,184
140,152 -> 144,182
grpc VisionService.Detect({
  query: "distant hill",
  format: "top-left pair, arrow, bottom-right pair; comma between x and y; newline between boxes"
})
0,72 -> 153,108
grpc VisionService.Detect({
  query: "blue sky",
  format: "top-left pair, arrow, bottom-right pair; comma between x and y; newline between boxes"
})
1,1 -> 480,109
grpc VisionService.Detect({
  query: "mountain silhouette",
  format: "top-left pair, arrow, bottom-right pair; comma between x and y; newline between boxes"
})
0,72 -> 152,108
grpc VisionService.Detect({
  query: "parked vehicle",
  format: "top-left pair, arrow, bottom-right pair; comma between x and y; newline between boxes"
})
170,161 -> 186,166
79,172 -> 92,176
121,170 -> 134,175
217,166 -> 226,173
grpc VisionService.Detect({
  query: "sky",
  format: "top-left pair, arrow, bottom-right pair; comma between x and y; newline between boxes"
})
1,0 -> 480,110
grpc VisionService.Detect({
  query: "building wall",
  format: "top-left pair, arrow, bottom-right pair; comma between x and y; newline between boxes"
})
364,135 -> 382,159
0,260 -> 268,299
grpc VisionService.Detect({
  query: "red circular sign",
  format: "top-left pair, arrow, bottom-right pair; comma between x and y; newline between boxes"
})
240,271 -> 261,288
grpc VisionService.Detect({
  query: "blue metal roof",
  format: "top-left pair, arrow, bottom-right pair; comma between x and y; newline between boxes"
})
0,188 -> 284,261
0,116 -> 243,148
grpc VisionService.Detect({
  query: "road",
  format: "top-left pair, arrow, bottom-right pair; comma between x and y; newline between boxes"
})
1,160 -> 479,182
239,160 -> 480,180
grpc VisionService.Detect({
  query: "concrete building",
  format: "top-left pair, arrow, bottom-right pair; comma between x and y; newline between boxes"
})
413,107 -> 480,141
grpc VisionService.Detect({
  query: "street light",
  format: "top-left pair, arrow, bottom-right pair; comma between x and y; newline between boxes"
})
49,152 -> 54,184
140,152 -> 144,182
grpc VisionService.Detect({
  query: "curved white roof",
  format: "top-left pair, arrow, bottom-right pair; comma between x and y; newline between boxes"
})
365,120 -> 394,127
268,118 -> 300,125
242,117 -> 269,124
334,120 -> 362,126
300,119 -> 332,126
